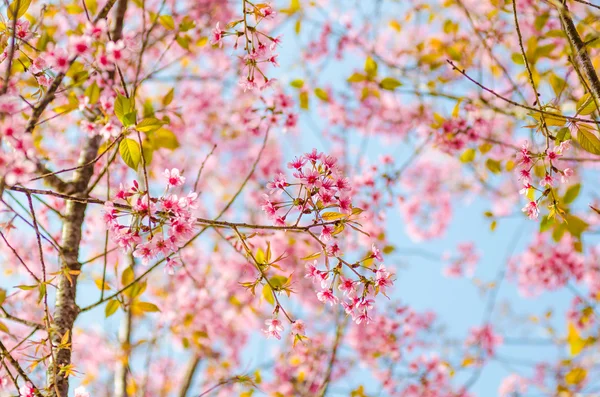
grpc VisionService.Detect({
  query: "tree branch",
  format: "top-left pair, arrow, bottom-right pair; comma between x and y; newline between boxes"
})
558,1 -> 600,106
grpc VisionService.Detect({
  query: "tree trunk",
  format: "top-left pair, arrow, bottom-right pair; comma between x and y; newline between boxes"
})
47,136 -> 101,396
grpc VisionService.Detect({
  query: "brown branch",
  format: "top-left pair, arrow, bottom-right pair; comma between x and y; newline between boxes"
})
24,0 -> 119,134
178,355 -> 201,397
0,339 -> 42,396
558,1 -> 600,106
1,0 -> 20,95
447,59 -> 600,125
0,307 -> 43,328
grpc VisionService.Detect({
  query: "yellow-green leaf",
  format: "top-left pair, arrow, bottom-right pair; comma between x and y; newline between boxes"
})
119,139 -> 142,170
136,117 -> 165,133
95,279 -> 111,291
576,93 -> 597,116
262,284 -> 274,305
105,299 -> 119,317
459,148 -> 476,163
567,322 -> 586,356
314,88 -> 329,102
563,184 -> 581,205
8,0 -> 31,19
348,73 -> 366,83
575,124 -> 600,155
0,321 -> 8,334
301,252 -> 321,261
135,301 -> 160,313
565,367 -> 587,385
299,91 -> 309,110
162,88 -> 174,106
158,15 -> 175,30
486,159 -> 502,174
151,128 -> 180,150
122,266 -> 134,286
321,211 -> 346,221
290,79 -> 304,88
269,275 -> 288,289
114,95 -> 134,126
379,77 -> 402,91
364,57 -> 378,78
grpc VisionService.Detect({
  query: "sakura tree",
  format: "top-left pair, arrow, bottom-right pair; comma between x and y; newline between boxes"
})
1,0 -> 600,396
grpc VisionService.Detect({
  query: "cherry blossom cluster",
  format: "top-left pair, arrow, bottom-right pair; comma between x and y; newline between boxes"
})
349,304 -> 437,364
305,252 -> 394,326
510,234 -> 584,296
261,148 -> 353,226
433,117 -> 478,154
398,160 -> 454,241
104,169 -> 197,271
263,333 -> 350,395
402,355 -> 462,396
0,120 -> 36,186
442,242 -> 480,278
567,296 -> 596,331
517,140 -> 573,220
262,150 -> 394,324
465,324 -> 503,358
210,2 -> 281,91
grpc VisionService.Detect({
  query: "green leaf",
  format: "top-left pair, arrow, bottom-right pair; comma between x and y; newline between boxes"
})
529,111 -> 565,127
555,127 -> 571,144
141,140 -> 154,165
0,321 -> 8,334
105,299 -> 119,317
539,215 -> 554,233
162,88 -> 174,106
262,284 -> 274,305
563,184 -> 581,205
459,148 -> 476,163
379,77 -> 402,91
179,16 -> 196,32
486,159 -> 502,174
8,0 -> 31,19
564,214 -> 589,239
158,15 -> 175,30
114,95 -> 133,126
0,288 -> 5,305
176,34 -> 191,50
534,13 -> 549,31
269,275 -> 288,289
575,124 -> 600,155
314,88 -> 329,102
119,138 -> 142,170
347,73 -> 366,83
85,82 -> 101,105
151,128 -> 180,150
364,57 -> 378,78
136,117 -> 165,133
